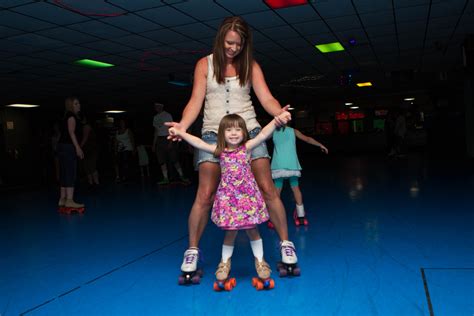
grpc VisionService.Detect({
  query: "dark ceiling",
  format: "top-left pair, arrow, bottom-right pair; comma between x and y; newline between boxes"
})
1,0 -> 473,111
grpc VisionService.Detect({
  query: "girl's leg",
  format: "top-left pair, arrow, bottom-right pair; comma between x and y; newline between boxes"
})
273,178 -> 284,197
251,159 -> 289,241
246,228 -> 272,280
290,185 -> 303,205
215,231 -> 238,282
245,228 -> 263,261
289,177 -> 306,218
222,230 -> 238,262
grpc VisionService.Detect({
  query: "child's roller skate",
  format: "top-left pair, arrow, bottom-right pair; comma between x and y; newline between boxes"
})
252,258 -> 275,290
213,259 -> 236,291
178,248 -> 203,285
293,209 -> 309,226
277,240 -> 301,277
60,199 -> 85,214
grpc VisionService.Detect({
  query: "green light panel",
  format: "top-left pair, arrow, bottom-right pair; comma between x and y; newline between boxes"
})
74,59 -> 114,68
315,42 -> 345,53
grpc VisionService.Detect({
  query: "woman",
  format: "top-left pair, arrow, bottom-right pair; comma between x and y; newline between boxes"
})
166,16 -> 299,276
57,97 -> 85,213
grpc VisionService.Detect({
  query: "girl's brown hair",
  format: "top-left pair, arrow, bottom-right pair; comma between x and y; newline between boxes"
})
212,16 -> 253,87
214,114 -> 249,157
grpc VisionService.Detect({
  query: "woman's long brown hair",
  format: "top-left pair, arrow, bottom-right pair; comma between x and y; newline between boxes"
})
214,114 -> 249,157
212,16 -> 254,87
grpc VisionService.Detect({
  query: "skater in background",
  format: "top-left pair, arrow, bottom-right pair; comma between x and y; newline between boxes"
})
57,97 -> 85,213
269,126 -> 328,227
170,112 -> 290,290
166,16 -> 299,277
114,118 -> 135,182
80,115 -> 100,187
152,102 -> 188,185
136,142 -> 150,179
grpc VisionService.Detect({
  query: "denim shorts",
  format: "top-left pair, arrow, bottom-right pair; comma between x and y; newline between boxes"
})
196,127 -> 270,165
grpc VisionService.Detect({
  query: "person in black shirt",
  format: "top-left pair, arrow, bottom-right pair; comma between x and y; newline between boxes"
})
57,97 -> 85,213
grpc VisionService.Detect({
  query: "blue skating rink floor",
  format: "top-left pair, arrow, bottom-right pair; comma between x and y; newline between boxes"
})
1,153 -> 473,315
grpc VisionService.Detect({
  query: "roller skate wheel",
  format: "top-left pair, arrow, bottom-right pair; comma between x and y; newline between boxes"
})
269,279 -> 275,289
279,268 -> 288,277
230,278 -> 236,287
191,275 -> 201,284
178,276 -> 185,285
224,280 -> 233,291
252,277 -> 258,287
293,267 -> 301,276
255,280 -> 264,290
213,281 -> 221,291
303,218 -> 309,225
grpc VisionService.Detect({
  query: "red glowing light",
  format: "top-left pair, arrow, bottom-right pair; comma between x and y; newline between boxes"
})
263,0 -> 308,9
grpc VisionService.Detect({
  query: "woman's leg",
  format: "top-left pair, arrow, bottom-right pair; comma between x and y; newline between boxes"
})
181,162 -> 220,273
251,158 -> 289,241
188,162 -> 221,248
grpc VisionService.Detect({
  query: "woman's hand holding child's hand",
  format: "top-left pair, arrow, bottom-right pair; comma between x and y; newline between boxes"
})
275,105 -> 292,126
276,110 -> 291,126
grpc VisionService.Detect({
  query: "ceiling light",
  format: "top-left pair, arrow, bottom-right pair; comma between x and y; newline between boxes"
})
345,102 -> 353,106
315,42 -> 345,53
104,110 -> 125,113
263,0 -> 308,9
74,59 -> 114,68
356,82 -> 372,87
350,106 -> 359,110
6,104 -> 40,108
404,97 -> 415,101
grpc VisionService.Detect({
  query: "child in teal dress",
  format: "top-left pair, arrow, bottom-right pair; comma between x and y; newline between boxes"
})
270,126 -> 328,226
170,111 -> 291,290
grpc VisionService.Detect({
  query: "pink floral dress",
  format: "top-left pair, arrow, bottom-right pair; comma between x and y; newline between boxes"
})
211,145 -> 269,230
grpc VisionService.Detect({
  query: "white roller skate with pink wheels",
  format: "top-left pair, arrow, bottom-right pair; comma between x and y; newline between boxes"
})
178,248 -> 203,285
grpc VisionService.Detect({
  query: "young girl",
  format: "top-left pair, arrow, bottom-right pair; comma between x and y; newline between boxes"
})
170,111 -> 291,290
270,126 -> 328,227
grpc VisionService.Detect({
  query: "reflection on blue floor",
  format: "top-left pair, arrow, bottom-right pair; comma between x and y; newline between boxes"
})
1,153 -> 473,315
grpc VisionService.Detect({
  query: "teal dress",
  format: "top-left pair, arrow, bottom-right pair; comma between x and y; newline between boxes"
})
271,127 -> 302,179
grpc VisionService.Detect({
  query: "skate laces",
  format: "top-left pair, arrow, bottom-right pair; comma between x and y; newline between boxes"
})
280,241 -> 296,257
256,260 -> 271,273
184,249 -> 199,265
216,260 -> 231,274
